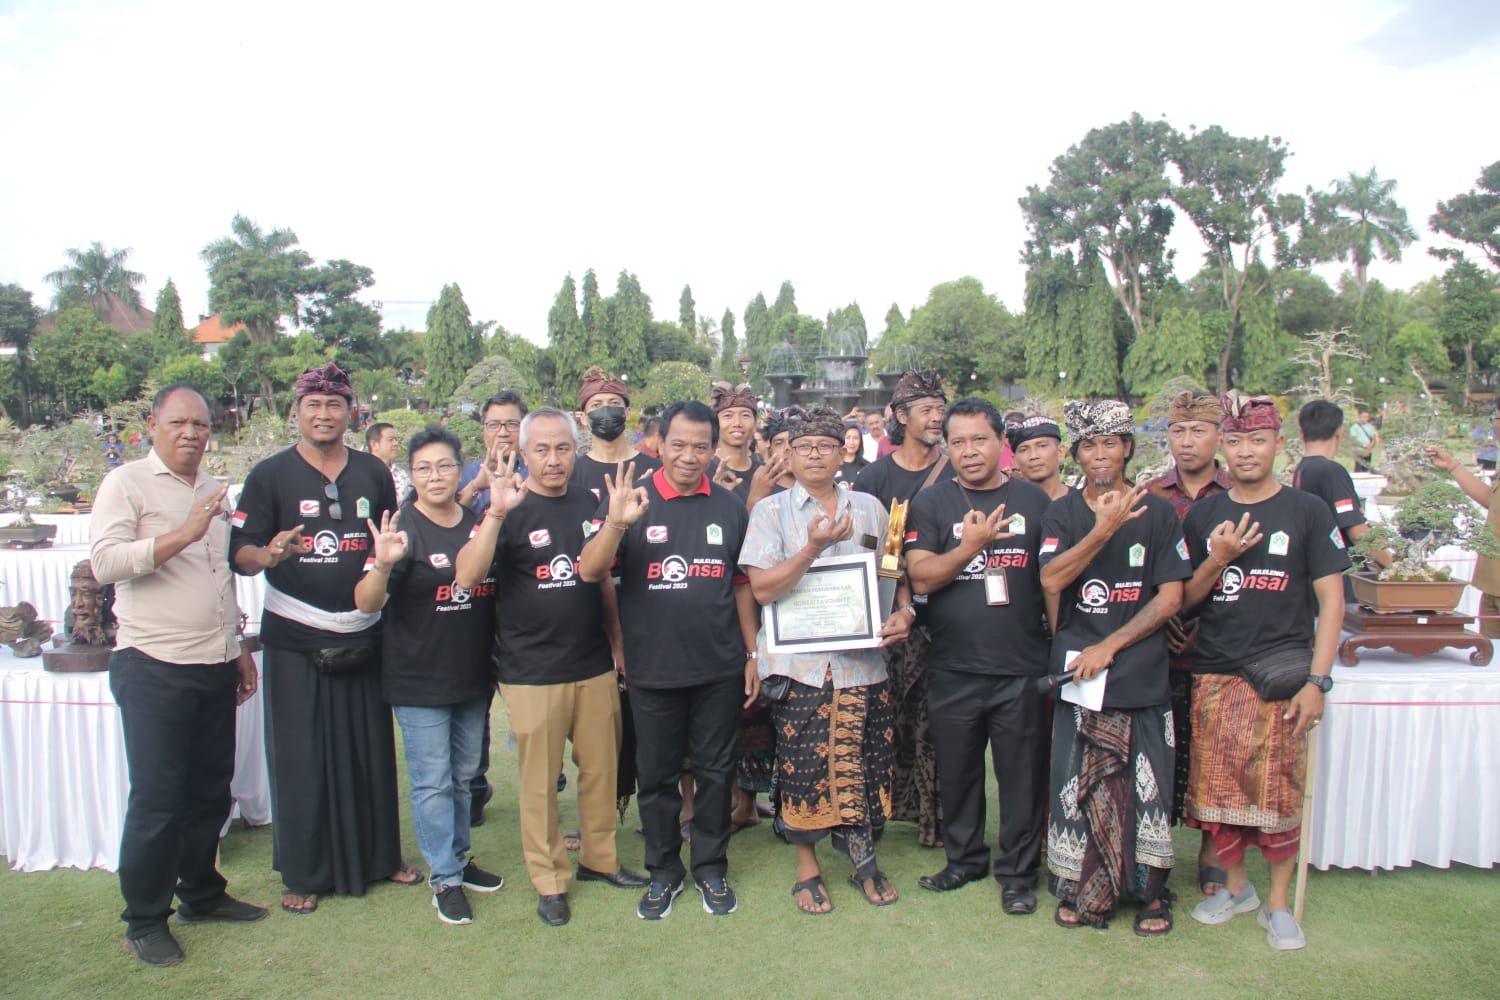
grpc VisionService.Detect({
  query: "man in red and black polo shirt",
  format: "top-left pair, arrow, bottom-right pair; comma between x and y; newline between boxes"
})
579,400 -> 760,921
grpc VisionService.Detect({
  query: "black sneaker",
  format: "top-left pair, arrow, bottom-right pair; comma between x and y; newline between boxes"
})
175,895 -> 270,924
695,876 -> 739,916
635,879 -> 684,920
432,885 -> 474,925
123,928 -> 184,967
461,860 -> 504,893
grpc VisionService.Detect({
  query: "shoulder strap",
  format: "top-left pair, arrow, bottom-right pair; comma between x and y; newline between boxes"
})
919,454 -> 950,493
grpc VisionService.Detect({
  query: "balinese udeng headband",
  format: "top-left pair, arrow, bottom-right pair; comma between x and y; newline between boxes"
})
1167,390 -> 1223,427
890,369 -> 948,409
710,381 -> 758,414
1007,415 -> 1062,450
1220,390 -> 1282,433
578,366 -> 630,409
787,406 -> 846,442
294,362 -> 355,404
1063,399 -> 1133,441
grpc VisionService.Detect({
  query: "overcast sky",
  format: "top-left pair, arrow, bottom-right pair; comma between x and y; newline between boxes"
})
2,0 -> 1497,345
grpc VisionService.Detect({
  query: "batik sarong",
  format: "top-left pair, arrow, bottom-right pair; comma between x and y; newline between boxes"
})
883,627 -> 942,846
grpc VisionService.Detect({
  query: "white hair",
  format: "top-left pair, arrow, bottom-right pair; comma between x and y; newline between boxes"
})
519,407 -> 580,450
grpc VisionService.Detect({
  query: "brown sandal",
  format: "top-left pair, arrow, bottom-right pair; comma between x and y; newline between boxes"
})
387,864 -> 423,886
280,891 -> 319,914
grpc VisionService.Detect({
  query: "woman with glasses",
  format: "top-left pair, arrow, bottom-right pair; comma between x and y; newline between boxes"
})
355,425 -> 504,925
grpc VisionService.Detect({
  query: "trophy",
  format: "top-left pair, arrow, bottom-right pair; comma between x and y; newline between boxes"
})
878,498 -> 908,617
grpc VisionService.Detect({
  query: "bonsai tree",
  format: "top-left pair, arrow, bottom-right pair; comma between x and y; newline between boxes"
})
1351,479 -> 1500,581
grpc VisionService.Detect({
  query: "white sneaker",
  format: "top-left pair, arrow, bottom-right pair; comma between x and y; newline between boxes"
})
1190,884 -> 1261,925
1258,906 -> 1307,951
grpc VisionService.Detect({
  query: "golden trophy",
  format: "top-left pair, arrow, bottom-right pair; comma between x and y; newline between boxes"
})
877,498 -> 908,617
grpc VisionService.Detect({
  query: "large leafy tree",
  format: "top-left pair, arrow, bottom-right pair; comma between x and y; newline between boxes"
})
1430,161 -> 1500,270
547,274 -> 586,390
425,283 -> 480,406
1019,113 -> 1179,346
1438,259 -> 1500,402
0,283 -> 40,422
607,270 -> 651,382
1306,168 -> 1418,300
201,215 -> 316,412
825,302 -> 869,354
903,277 -> 1012,394
44,241 -> 146,320
303,259 -> 382,364
1172,126 -> 1303,391
1124,306 -> 1208,396
32,307 -> 124,413
770,281 -> 798,323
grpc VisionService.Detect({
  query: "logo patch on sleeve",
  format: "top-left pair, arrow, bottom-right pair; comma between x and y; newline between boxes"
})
591,488 -> 601,501
1330,528 -> 1346,549
468,525 -> 479,539
1040,536 -> 1060,555
429,553 -> 451,568
1175,538 -> 1189,561
1335,498 -> 1355,514
299,499 -> 320,517
528,529 -> 552,548
952,522 -> 965,539
646,525 -> 669,543
583,520 -> 599,538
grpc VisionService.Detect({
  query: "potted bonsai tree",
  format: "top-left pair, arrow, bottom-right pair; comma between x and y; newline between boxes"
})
1349,479 -> 1500,613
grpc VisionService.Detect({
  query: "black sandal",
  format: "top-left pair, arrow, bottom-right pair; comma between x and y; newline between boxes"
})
849,870 -> 898,906
1133,892 -> 1176,937
1055,902 -> 1084,929
1198,865 -> 1228,895
791,875 -> 832,915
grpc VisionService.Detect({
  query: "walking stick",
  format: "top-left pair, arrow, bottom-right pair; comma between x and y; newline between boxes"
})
1293,725 -> 1318,924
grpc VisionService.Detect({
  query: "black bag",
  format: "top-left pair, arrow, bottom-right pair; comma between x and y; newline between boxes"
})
1239,646 -> 1313,702
760,673 -> 794,704
309,636 -> 378,674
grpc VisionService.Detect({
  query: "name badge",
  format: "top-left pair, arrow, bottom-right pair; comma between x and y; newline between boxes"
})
1128,542 -> 1145,568
1268,530 -> 1289,556
984,565 -> 1009,606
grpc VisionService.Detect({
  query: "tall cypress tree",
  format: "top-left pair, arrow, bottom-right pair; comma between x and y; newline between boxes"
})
771,280 -> 797,322
719,307 -> 738,376
678,285 -> 696,332
425,283 -> 479,405
580,268 -> 603,364
609,271 -> 651,382
547,274 -> 585,390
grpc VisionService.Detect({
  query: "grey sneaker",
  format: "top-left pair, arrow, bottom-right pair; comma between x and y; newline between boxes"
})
695,876 -> 739,916
432,884 -> 474,925
636,880 -> 684,920
1191,883 -> 1261,925
1258,906 -> 1307,951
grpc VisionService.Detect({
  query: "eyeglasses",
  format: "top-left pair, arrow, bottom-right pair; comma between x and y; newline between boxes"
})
483,420 -> 522,433
324,480 -> 342,521
790,442 -> 840,457
411,461 -> 460,480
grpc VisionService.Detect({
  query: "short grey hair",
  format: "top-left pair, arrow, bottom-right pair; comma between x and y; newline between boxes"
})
519,407 -> 580,451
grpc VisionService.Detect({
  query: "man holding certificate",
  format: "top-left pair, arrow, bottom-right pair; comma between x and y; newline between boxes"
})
739,407 -> 914,915
1037,398 -> 1191,937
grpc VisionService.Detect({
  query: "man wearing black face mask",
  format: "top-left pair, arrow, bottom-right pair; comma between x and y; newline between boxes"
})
570,367 -> 661,503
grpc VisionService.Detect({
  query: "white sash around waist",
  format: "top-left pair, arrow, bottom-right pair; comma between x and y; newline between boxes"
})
263,583 -> 381,634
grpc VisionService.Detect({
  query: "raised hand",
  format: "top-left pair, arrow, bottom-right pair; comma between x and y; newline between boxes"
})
960,505 -> 1016,557
488,448 -> 529,515
712,461 -> 743,493
1425,445 -> 1458,472
185,482 -> 230,542
1208,513 -> 1263,566
807,512 -> 853,554
367,510 -> 408,569
264,525 -> 307,568
604,460 -> 650,527
1092,481 -> 1150,538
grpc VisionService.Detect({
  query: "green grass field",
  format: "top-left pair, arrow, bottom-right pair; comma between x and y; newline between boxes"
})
3,709 -> 1496,1000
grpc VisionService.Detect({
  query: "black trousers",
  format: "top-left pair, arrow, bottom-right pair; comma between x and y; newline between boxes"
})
629,675 -> 742,884
927,668 -> 1048,890
109,647 -> 237,936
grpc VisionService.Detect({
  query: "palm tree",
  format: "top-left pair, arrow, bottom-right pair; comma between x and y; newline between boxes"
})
44,242 -> 145,320
1313,168 -> 1419,301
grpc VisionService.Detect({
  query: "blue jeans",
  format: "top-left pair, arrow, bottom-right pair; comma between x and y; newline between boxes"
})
393,699 -> 488,889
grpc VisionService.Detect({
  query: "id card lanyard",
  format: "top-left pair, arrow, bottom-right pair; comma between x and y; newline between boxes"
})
958,478 -> 1009,606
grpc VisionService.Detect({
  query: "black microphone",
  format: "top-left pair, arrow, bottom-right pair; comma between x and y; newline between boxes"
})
1035,668 -> 1080,694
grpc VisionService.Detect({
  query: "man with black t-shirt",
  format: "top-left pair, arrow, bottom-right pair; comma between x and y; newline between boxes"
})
1038,398 -> 1190,935
579,400 -> 760,921
456,408 -> 647,928
230,363 -> 413,915
570,367 -> 660,503
1292,400 -> 1389,599
1008,416 -> 1069,501
1180,392 -> 1346,952
906,398 -> 1052,916
706,381 -> 763,505
852,368 -> 949,848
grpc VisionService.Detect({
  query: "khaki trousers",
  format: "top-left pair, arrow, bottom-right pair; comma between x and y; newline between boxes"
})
500,671 -> 622,895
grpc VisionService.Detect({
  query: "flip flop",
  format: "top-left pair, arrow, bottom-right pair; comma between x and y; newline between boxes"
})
387,864 -> 424,886
1198,865 -> 1228,896
848,871 -> 898,906
1054,903 -> 1084,929
280,892 -> 319,915
1134,891 -> 1176,938
563,829 -> 581,852
791,875 -> 832,915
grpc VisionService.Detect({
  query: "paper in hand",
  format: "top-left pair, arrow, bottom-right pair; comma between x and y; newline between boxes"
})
1058,650 -> 1107,711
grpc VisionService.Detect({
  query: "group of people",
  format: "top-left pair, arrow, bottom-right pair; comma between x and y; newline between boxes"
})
96,357 -> 1465,968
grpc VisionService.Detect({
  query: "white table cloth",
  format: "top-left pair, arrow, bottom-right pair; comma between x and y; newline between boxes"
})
0,647 -> 269,872
0,544 -> 266,631
0,513 -> 94,546
1312,646 -> 1500,870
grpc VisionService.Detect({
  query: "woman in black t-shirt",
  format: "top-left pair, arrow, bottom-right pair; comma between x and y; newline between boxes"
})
835,422 -> 869,488
354,426 -> 502,926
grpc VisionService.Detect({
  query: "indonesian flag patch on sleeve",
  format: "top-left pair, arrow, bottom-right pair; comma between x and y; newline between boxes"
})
230,510 -> 247,528
904,530 -> 919,543
1040,536 -> 1060,555
363,557 -> 376,572
1335,498 -> 1355,514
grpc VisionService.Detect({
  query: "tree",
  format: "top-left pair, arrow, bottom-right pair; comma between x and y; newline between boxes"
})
1172,126 -> 1302,391
152,279 -> 187,342
89,363 -> 132,407
303,259 -> 382,363
31,307 -> 123,413
1019,113 -> 1179,346
0,283 -> 40,422
1430,160 -> 1500,270
44,241 -> 145,319
1438,259 -> 1500,402
636,361 -> 711,411
771,281 -> 797,322
201,215 -> 316,413
826,302 -> 869,354
580,268 -> 604,363
547,274 -> 586,390
645,319 -> 710,368
451,354 -> 528,415
718,307 -> 738,376
903,277 -> 1010,393
678,285 -> 696,332
351,368 -> 403,417
1306,168 -> 1418,300
424,284 -> 480,406
1124,307 -> 1208,396
607,271 -> 651,381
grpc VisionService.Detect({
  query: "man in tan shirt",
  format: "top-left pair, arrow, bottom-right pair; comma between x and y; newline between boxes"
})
1428,404 -> 1500,638
91,384 -> 266,968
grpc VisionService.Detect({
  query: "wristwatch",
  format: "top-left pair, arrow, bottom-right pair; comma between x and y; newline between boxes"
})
1305,674 -> 1333,693
746,651 -> 758,661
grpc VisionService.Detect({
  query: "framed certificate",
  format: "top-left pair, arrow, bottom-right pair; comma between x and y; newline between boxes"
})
766,551 -> 882,654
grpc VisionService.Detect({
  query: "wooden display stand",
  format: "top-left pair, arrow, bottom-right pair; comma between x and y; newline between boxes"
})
1339,606 -> 1493,666
42,642 -> 113,672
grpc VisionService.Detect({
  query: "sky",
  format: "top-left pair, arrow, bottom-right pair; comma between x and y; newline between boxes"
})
2,0 -> 1498,346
